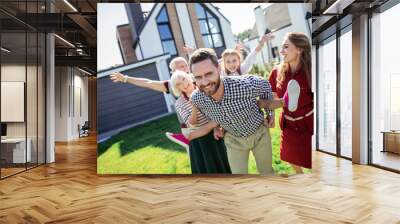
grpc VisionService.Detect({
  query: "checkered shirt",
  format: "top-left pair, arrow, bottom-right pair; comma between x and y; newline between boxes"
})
191,75 -> 274,137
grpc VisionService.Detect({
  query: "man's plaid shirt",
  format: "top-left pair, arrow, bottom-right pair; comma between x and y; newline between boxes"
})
191,75 -> 274,138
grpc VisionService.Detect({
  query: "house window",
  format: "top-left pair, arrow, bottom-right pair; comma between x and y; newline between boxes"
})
156,6 -> 177,57
195,3 -> 225,50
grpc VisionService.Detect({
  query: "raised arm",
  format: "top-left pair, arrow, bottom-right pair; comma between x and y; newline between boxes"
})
110,72 -> 168,93
240,33 -> 274,74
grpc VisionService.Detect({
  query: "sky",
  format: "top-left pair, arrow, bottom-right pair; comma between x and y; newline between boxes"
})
97,3 -> 270,71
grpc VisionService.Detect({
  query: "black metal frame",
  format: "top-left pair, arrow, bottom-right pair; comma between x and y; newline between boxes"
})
367,0 -> 400,172
0,0 -> 47,180
195,3 -> 226,55
315,20 -> 353,162
156,6 -> 178,60
315,0 -> 400,171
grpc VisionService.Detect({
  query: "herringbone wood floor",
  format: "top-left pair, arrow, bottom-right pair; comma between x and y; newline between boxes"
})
0,135 -> 399,224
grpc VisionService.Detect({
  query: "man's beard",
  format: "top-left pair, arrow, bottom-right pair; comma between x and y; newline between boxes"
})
200,78 -> 220,96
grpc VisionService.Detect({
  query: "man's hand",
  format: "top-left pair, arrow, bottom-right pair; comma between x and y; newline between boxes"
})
257,99 -> 283,110
110,72 -> 125,83
183,45 -> 195,55
213,126 -> 225,140
263,115 -> 275,128
257,99 -> 268,109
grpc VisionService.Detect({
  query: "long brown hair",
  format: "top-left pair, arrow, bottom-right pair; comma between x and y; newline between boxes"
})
278,32 -> 312,87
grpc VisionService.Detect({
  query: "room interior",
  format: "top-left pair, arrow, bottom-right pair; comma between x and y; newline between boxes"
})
0,0 -> 399,222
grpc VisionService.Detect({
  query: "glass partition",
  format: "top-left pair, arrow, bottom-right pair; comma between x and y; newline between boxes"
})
317,35 -> 337,155
339,27 -> 352,158
0,1 -> 46,179
370,3 -> 400,171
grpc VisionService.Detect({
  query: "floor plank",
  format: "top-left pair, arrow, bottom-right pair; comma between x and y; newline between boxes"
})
0,135 -> 399,223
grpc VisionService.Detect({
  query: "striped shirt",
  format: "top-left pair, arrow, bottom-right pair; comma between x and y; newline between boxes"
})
191,75 -> 273,138
175,94 -> 209,128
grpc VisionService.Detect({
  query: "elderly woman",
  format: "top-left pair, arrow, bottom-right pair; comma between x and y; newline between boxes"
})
170,70 -> 231,174
110,57 -> 191,149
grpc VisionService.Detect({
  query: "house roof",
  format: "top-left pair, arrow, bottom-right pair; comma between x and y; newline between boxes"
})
97,53 -> 170,76
208,3 -> 231,24
132,3 -> 231,50
264,3 -> 291,32
248,3 -> 293,39
135,3 -> 159,40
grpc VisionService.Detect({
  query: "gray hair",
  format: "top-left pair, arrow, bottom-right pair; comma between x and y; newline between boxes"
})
170,70 -> 193,97
169,57 -> 187,72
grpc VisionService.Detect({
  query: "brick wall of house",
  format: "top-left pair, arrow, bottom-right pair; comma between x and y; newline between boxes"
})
165,3 -> 186,59
117,25 -> 137,64
186,3 -> 204,49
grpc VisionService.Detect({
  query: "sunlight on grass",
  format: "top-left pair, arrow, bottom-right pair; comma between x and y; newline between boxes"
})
98,109 -> 298,175
98,145 -> 191,174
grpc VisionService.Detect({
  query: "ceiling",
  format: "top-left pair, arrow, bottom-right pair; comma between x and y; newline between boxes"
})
311,0 -> 390,44
0,0 -> 98,74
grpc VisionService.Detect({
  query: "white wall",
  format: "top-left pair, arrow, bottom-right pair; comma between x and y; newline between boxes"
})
247,3 -> 311,66
288,4 -> 311,37
204,3 -> 236,49
136,4 -> 164,59
55,66 -> 69,141
71,72 -> 89,138
135,45 -> 143,61
254,6 -> 267,39
46,32 -> 55,163
175,3 -> 197,48
54,67 -> 89,141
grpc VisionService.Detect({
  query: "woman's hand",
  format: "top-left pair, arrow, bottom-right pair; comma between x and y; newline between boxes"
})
213,126 -> 225,140
109,72 -> 125,83
234,43 -> 245,51
260,33 -> 275,45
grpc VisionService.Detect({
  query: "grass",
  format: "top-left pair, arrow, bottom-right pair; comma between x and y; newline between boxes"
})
98,109 -> 300,174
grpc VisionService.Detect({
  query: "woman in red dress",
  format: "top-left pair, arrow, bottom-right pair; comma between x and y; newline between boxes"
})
260,32 -> 313,174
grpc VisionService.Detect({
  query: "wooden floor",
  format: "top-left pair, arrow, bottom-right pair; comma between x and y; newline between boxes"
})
372,151 -> 400,171
0,135 -> 400,224
1,167 -> 26,178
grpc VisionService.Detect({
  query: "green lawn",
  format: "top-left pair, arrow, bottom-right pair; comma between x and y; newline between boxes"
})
98,109 -> 297,174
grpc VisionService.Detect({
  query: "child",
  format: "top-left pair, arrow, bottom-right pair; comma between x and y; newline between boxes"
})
220,34 -> 274,76
220,34 -> 276,128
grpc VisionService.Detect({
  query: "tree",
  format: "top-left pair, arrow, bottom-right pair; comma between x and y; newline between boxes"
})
235,29 -> 252,42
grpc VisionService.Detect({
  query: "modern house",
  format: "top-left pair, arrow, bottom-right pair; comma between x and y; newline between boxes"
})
243,3 -> 312,66
97,3 -> 236,140
117,3 -> 236,64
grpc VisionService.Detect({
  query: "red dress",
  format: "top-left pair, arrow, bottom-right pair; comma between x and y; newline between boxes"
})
269,68 -> 313,168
